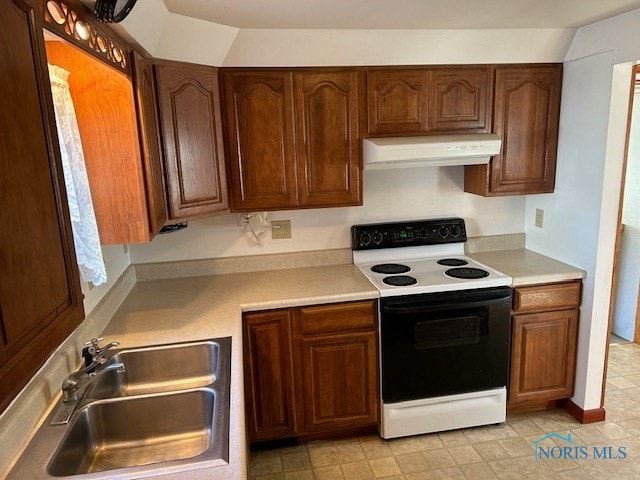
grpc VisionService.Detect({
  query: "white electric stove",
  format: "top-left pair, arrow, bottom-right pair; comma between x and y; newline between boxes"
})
352,218 -> 514,439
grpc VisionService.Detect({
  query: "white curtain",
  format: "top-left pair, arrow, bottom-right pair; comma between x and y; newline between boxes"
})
48,64 -> 107,286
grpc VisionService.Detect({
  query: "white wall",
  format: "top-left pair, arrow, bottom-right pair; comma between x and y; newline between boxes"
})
524,52 -> 616,411
566,9 -> 640,64
525,7 -> 640,411
116,0 -> 238,66
222,29 -> 574,66
81,245 -> 130,315
117,2 -> 575,67
131,167 -> 525,263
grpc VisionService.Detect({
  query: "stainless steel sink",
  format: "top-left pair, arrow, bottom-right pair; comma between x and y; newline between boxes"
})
87,340 -> 221,399
8,337 -> 231,479
47,389 -> 220,476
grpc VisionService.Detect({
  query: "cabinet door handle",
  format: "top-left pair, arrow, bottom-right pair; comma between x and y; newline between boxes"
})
0,304 -> 6,345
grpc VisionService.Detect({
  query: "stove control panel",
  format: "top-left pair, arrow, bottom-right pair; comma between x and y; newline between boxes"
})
352,218 -> 467,250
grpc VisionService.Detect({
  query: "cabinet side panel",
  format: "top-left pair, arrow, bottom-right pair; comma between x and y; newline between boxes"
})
46,41 -> 150,244
0,0 -> 83,412
132,51 -> 167,234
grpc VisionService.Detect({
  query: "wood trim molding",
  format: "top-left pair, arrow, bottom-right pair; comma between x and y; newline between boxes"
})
602,63 -> 639,404
40,0 -> 131,76
563,399 -> 606,424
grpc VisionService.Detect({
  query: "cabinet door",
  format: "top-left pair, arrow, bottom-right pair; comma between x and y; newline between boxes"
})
509,309 -> 578,407
466,66 -> 561,196
243,310 -> 298,442
223,71 -> 297,210
0,0 -> 83,412
294,71 -> 362,207
132,51 -> 167,234
300,332 -> 378,433
366,68 -> 429,134
428,67 -> 491,133
155,62 -> 229,220
491,66 -> 561,194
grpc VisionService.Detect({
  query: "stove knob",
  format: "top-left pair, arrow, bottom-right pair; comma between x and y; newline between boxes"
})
359,232 -> 372,247
372,232 -> 383,245
438,226 -> 450,239
450,225 -> 461,238
417,228 -> 430,240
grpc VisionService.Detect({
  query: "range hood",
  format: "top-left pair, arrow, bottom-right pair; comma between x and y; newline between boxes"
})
363,133 -> 501,170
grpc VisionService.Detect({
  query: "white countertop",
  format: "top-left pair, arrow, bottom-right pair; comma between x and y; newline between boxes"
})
6,248 -> 585,479
469,249 -> 586,286
100,264 -> 379,480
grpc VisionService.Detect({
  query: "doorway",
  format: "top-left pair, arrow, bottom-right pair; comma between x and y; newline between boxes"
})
611,66 -> 640,344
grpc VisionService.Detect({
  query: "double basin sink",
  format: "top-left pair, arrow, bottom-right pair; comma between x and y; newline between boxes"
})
10,338 -> 231,479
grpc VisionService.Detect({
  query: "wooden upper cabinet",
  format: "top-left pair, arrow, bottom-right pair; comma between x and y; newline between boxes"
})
131,51 -> 167,235
465,65 -> 562,196
223,71 -> 298,210
294,71 -> 362,207
366,66 -> 491,135
366,68 -> 429,134
0,0 -> 83,412
223,68 -> 362,211
155,62 -> 229,220
428,67 -> 491,133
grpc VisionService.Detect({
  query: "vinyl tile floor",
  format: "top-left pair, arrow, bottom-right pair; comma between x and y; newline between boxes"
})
249,341 -> 640,479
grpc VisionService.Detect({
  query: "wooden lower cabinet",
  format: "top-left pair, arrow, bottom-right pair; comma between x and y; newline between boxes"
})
508,281 -> 581,412
243,300 -> 379,443
300,331 -> 378,433
243,310 -> 297,442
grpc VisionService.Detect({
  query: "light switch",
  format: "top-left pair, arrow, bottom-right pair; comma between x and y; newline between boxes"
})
535,209 -> 544,228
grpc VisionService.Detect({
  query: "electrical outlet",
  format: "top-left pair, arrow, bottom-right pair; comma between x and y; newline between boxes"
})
535,208 -> 544,228
271,220 -> 291,239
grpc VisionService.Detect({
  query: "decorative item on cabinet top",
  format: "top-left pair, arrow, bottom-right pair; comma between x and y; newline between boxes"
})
94,0 -> 138,23
43,0 -> 131,75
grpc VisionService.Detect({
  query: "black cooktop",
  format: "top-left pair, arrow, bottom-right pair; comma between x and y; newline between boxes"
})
445,267 -> 489,279
371,263 -> 411,274
383,275 -> 418,286
437,258 -> 468,267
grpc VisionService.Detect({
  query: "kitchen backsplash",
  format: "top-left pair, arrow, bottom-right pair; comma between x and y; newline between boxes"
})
130,167 -> 526,264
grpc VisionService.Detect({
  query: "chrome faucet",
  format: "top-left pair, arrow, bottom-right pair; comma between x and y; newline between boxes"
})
61,359 -> 125,403
51,339 -> 124,425
82,337 -> 119,368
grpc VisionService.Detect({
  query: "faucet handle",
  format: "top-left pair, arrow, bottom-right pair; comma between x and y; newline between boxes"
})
81,338 -> 118,368
84,337 -> 104,348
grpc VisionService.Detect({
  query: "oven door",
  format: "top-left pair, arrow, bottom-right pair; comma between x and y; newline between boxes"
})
381,286 -> 512,403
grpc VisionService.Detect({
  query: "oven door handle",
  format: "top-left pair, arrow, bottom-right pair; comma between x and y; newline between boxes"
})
381,297 -> 510,315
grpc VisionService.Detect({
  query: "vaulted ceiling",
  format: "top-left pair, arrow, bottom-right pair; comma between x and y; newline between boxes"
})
162,0 -> 640,29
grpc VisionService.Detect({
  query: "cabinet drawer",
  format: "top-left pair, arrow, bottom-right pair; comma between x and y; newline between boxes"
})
299,301 -> 376,335
513,282 -> 581,313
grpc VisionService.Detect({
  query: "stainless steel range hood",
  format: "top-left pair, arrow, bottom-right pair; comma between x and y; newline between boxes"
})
363,133 -> 501,170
